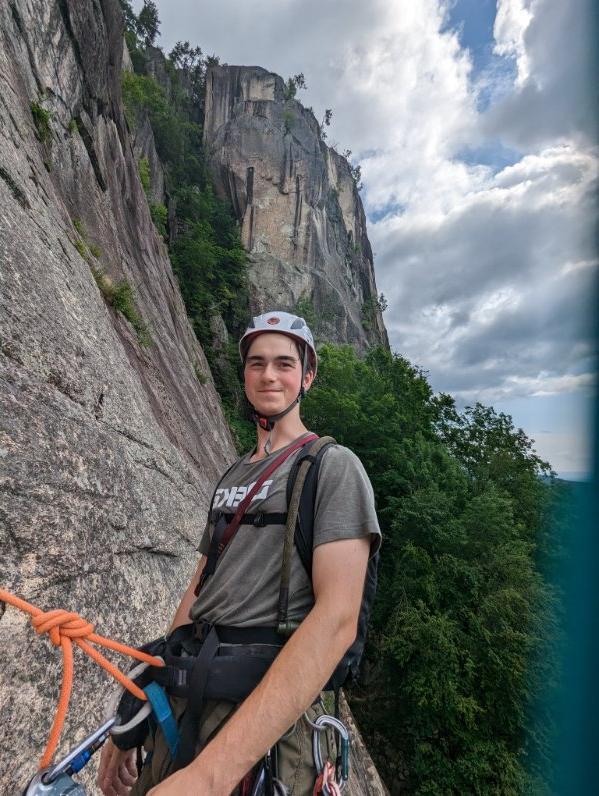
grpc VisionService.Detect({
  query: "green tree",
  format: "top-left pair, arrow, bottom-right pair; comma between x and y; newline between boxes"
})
118,0 -> 137,34
169,41 -> 203,71
319,108 -> 333,140
137,1 -> 160,47
301,345 -> 560,793
283,72 -> 307,99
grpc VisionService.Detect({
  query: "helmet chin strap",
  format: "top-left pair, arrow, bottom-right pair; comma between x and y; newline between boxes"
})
251,346 -> 309,455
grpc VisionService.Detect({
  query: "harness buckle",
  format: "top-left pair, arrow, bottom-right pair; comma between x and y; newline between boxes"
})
193,622 -> 214,643
253,513 -> 266,527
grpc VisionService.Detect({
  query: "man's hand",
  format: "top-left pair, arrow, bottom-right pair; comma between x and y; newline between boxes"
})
96,738 -> 138,796
147,766 -> 217,796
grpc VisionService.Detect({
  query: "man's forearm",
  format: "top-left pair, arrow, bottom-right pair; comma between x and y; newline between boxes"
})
167,556 -> 205,633
189,595 -> 356,793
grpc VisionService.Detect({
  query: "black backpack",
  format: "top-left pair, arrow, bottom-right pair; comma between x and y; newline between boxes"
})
285,436 -> 379,691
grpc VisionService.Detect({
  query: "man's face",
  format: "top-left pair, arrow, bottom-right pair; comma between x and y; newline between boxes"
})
244,333 -> 313,416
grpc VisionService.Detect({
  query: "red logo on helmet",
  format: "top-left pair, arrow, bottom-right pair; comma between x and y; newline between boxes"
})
267,316 -> 280,325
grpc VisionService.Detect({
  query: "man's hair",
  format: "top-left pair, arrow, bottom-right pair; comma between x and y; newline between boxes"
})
293,339 -> 315,376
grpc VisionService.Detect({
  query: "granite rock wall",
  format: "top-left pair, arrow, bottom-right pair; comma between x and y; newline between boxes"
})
203,65 -> 389,350
0,1 -> 234,789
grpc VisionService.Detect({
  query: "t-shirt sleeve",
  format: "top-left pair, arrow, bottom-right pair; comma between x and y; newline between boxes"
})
198,517 -> 212,555
313,445 -> 381,557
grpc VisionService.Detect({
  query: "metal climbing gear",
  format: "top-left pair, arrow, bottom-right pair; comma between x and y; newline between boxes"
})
107,655 -> 180,758
105,658 -> 154,736
24,717 -> 115,795
310,714 -> 350,795
0,589 -> 166,793
250,750 -> 289,796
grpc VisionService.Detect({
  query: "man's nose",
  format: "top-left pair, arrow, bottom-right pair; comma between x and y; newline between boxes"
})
262,362 -> 277,380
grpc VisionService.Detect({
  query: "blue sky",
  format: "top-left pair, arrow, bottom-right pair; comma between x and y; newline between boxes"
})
140,0 -> 597,478
445,0 -> 499,72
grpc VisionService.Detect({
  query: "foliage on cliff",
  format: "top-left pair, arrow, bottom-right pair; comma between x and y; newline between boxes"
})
302,345 -> 561,794
120,0 -> 249,426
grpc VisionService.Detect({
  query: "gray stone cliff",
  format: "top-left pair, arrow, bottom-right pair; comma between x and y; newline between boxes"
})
0,0 -> 234,790
203,65 -> 389,350
0,3 -> 389,793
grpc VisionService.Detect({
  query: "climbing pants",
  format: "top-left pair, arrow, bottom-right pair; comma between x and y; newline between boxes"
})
130,697 -> 336,796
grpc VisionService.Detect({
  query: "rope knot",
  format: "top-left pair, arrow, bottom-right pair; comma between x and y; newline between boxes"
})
32,609 -> 95,646
0,587 -> 164,771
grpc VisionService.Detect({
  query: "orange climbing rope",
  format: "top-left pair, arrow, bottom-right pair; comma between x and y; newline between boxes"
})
0,588 -> 165,770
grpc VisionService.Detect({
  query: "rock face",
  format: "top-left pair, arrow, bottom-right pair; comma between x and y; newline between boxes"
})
0,4 -> 389,794
131,112 -> 166,205
0,0 -> 235,789
203,65 -> 388,350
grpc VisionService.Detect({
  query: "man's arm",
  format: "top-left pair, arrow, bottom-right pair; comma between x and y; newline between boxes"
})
167,554 -> 206,632
149,536 -> 371,795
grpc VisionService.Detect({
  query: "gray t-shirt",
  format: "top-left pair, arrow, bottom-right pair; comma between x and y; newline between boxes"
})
189,434 -> 381,628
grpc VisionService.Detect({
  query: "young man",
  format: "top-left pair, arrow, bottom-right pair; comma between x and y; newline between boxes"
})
98,311 -> 381,795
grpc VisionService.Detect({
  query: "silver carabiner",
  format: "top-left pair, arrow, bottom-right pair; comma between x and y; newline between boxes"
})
24,717 -> 116,794
310,714 -> 350,794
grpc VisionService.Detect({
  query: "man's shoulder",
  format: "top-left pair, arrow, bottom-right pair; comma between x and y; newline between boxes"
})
318,441 -> 366,470
315,441 -> 374,494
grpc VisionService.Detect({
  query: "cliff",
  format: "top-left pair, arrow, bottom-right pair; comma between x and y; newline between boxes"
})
0,0 -> 234,789
0,2 -> 389,793
203,65 -> 389,350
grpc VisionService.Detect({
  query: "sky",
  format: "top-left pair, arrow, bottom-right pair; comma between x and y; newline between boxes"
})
135,0 -> 598,478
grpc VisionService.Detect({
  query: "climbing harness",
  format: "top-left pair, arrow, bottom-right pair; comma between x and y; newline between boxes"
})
4,424 -> 366,793
208,432 -> 379,688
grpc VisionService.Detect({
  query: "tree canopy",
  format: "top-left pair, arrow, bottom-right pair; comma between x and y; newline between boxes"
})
302,346 -> 560,793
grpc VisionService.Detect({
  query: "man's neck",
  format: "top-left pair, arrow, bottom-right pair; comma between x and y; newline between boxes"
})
252,416 -> 309,460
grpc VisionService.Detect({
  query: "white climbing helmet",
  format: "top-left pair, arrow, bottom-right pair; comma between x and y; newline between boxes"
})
239,310 -> 317,376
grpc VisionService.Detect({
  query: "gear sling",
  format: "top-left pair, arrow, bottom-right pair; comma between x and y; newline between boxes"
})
112,434 -> 379,781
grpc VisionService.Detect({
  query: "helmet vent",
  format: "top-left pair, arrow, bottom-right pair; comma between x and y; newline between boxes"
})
290,318 -> 305,329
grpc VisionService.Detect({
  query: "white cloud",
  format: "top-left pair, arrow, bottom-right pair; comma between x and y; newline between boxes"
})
373,144 -> 598,402
493,0 -> 534,86
147,0 -> 596,473
483,0 -> 597,148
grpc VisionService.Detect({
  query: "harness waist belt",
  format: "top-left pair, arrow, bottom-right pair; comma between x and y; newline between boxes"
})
193,623 -> 286,645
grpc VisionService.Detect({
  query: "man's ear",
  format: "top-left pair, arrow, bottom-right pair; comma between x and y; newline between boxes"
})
303,370 -> 315,392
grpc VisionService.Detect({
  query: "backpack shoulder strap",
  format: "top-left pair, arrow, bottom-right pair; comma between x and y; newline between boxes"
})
198,434 -> 318,596
286,436 -> 336,578
277,436 -> 336,634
